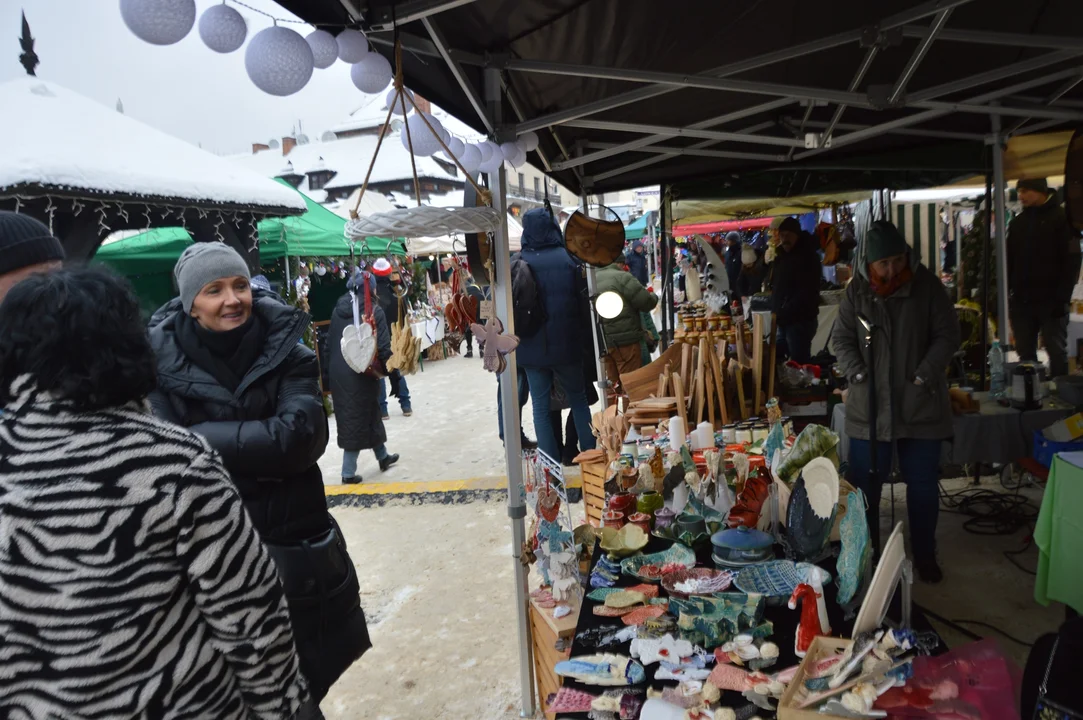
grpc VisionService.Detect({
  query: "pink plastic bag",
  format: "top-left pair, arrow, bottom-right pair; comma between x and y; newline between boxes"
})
876,639 -> 1022,720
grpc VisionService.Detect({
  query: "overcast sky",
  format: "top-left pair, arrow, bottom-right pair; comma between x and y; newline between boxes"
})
1,0 -> 386,156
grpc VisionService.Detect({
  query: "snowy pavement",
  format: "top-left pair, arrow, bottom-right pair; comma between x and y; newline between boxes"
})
321,351 -> 539,486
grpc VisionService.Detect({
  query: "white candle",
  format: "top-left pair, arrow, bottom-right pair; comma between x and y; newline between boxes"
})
669,416 -> 686,451
692,422 -> 714,450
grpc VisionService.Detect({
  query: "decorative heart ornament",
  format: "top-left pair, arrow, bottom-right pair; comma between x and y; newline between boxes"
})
341,323 -> 376,374
538,485 -> 561,522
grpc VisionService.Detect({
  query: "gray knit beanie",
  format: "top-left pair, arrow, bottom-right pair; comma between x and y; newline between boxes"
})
173,242 -> 251,312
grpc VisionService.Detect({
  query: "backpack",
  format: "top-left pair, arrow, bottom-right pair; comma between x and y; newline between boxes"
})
510,255 -> 547,338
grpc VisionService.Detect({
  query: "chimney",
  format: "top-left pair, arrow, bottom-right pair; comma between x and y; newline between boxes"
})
281,136 -> 297,156
413,93 -> 431,115
252,142 -> 270,154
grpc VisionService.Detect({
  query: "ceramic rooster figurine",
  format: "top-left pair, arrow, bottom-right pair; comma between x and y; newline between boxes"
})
788,582 -> 826,657
469,317 -> 519,374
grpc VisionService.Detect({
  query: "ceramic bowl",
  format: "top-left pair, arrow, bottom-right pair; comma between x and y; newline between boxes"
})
599,524 -> 649,558
626,512 -> 652,534
653,506 -> 677,532
660,567 -> 737,599
733,560 -> 831,605
651,523 -> 711,549
675,512 -> 707,537
602,510 -> 626,529
620,543 -> 697,582
711,525 -> 775,565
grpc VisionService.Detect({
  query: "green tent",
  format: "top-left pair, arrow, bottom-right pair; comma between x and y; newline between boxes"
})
625,214 -> 650,240
95,180 -> 405,316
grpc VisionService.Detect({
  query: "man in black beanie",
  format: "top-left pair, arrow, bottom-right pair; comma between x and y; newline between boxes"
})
1006,178 -> 1081,378
771,216 -> 822,362
0,211 -> 65,303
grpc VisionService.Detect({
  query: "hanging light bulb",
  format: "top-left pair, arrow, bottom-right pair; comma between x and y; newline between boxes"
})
336,28 -> 369,63
245,25 -> 314,97
351,52 -> 393,93
198,3 -> 246,53
595,291 -> 625,319
306,29 -> 339,69
120,0 -> 196,46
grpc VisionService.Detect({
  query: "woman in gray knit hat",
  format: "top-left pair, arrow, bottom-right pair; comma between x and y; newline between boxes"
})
147,241 -> 371,702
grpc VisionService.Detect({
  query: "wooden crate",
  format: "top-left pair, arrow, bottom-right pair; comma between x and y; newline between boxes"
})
529,597 -> 578,719
778,636 -> 853,720
576,456 -> 607,528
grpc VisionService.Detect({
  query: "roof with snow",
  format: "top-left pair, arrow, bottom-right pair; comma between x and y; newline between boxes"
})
0,77 -> 305,214
229,131 -> 462,192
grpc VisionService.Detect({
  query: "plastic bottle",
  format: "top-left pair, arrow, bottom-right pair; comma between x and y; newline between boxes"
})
989,339 -> 1005,398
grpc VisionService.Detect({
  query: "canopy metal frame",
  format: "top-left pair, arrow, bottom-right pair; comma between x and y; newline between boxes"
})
274,2 -> 1083,716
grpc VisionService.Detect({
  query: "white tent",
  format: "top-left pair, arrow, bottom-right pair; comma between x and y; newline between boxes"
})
327,186 -> 400,219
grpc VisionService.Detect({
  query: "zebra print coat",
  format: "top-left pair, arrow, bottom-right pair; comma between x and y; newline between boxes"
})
0,377 -> 310,719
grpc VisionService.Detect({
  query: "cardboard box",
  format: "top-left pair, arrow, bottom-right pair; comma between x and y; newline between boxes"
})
1043,411 -> 1083,443
778,636 -> 853,720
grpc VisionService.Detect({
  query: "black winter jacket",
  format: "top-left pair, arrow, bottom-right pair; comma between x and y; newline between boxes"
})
148,293 -> 330,544
770,232 -> 821,326
1007,197 -> 1082,310
328,290 -> 393,451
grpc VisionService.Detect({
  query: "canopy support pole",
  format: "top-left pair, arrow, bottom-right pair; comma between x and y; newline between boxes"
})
991,112 -> 1010,346
485,67 -> 535,720
582,191 -> 610,410
981,171 -> 993,389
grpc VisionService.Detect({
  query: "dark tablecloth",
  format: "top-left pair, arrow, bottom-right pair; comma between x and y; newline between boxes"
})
555,535 -> 939,718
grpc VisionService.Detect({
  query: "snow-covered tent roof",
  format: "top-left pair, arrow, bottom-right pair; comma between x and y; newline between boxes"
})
229,131 -> 461,193
0,78 -> 304,214
326,186 -> 400,219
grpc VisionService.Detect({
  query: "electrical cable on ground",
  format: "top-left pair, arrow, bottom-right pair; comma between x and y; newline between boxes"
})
916,602 -> 1036,648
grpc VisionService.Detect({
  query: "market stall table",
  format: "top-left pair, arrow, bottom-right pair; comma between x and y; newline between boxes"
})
831,392 -> 1073,466
552,534 -> 940,718
1035,451 -> 1083,615
411,312 -> 444,352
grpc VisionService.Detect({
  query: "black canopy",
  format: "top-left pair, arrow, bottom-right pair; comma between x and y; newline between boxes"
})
274,0 -> 1083,196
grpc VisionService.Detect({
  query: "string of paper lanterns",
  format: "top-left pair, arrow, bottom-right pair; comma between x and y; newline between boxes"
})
119,0 -> 539,171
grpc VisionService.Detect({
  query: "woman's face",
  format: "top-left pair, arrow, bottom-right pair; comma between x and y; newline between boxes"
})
190,275 -> 252,331
870,254 -> 908,283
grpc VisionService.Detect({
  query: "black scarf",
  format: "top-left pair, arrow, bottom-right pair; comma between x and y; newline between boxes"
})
175,311 -> 265,392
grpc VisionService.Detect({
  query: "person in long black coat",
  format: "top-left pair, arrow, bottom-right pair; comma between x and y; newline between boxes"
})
329,270 -> 400,483
372,260 -> 412,415
149,242 -> 370,704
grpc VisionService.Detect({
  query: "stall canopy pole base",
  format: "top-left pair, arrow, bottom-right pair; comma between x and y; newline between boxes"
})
485,67 -> 536,719
991,110 -> 1010,346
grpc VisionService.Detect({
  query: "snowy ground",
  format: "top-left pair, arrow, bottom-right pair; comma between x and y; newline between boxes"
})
321,352 -> 538,484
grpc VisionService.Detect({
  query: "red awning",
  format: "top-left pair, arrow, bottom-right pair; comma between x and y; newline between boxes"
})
672,216 -> 774,236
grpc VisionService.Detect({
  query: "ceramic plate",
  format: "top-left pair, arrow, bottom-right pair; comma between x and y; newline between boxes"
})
733,560 -> 831,601
661,567 -> 738,598
620,543 -> 696,582
852,522 -> 904,637
711,552 -> 774,570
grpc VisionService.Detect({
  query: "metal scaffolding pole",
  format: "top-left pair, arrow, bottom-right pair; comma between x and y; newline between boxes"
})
485,67 -> 535,719
991,112 -> 1010,346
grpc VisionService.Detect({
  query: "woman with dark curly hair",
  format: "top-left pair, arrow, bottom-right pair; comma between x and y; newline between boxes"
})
0,268 -> 317,719
147,242 -> 370,701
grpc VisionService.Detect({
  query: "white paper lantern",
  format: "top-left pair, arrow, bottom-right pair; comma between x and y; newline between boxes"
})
460,144 -> 481,174
508,145 -> 527,168
120,0 -> 196,46
306,29 -> 338,69
198,3 -> 246,53
350,52 -> 393,94
518,130 -> 540,152
245,26 -> 314,97
501,142 -> 520,162
480,141 -> 504,174
476,141 -> 493,165
387,87 -> 414,115
400,113 -> 443,156
446,137 -> 465,162
336,29 -> 369,63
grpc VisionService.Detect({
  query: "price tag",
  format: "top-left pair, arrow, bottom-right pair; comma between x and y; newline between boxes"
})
479,300 -> 494,318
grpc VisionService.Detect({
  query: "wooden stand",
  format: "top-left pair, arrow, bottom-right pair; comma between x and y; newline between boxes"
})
574,450 -> 606,527
530,596 -> 578,719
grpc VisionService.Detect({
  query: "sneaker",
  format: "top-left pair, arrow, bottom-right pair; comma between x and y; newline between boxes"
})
379,453 -> 400,472
402,408 -> 413,417
465,349 -> 474,358
381,412 -> 390,420
342,475 -> 364,485
914,555 -> 943,584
